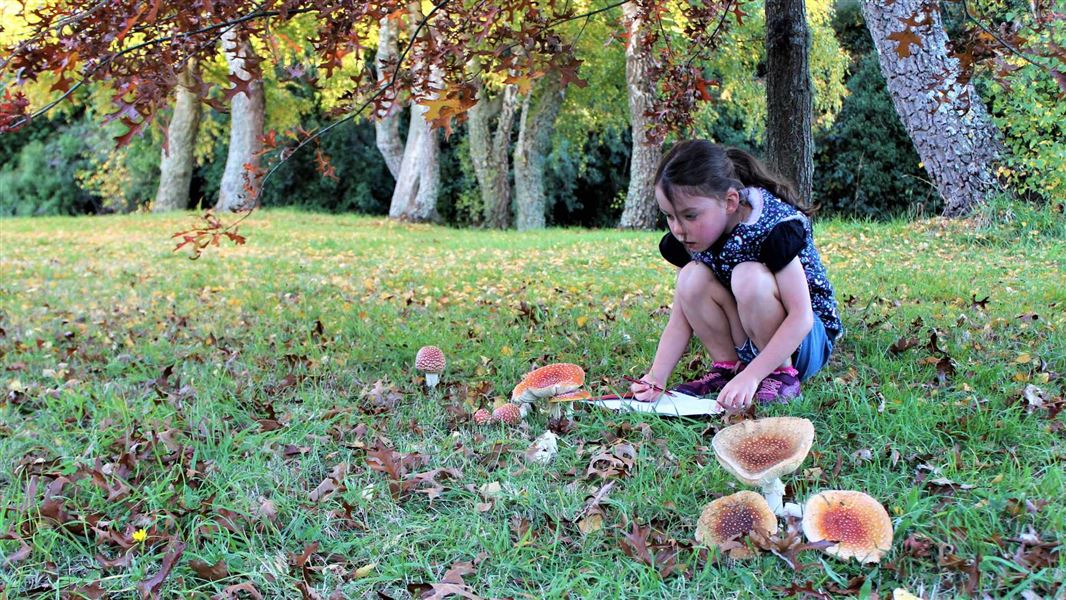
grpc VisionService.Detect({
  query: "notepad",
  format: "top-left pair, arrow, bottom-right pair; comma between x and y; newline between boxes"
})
584,392 -> 725,417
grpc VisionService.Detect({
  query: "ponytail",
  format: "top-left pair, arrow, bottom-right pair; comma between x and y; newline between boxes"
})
655,140 -> 811,216
725,148 -> 811,215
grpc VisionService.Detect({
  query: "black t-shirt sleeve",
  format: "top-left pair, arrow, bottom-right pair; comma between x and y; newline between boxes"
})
760,220 -> 805,273
659,232 -> 691,268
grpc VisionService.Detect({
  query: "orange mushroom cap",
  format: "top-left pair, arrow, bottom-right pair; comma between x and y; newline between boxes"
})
711,417 -> 815,485
695,491 -> 778,558
802,490 -> 894,563
491,403 -> 522,425
511,363 -> 585,403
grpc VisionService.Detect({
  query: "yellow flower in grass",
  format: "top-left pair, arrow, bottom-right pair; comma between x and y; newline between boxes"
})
132,529 -> 148,543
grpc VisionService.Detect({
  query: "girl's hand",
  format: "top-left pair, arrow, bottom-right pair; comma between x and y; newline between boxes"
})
717,372 -> 760,411
630,373 -> 666,402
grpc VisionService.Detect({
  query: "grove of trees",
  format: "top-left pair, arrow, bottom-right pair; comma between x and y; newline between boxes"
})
1,0 -> 1062,226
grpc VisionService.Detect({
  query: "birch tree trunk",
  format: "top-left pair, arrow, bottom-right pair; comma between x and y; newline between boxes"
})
861,0 -> 1004,216
375,16 -> 404,180
388,2 -> 440,222
514,72 -> 565,231
217,29 -> 265,211
765,0 -> 813,203
154,61 -> 201,212
469,75 -> 518,228
618,2 -> 661,230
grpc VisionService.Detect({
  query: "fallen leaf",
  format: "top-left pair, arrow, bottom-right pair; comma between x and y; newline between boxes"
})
190,558 -> 230,581
136,539 -> 186,599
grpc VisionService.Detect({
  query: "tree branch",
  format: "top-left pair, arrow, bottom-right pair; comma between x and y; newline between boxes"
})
960,0 -> 1057,74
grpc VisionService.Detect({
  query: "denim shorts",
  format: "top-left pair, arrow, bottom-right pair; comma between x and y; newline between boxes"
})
735,317 -> 834,381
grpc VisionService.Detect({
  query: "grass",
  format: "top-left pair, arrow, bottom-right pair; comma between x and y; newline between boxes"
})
0,208 -> 1063,598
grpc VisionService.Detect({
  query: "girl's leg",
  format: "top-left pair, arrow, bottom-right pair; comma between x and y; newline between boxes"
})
731,261 -> 790,369
675,262 -> 747,360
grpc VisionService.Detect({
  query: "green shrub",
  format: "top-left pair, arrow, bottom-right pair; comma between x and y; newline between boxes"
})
0,120 -> 100,216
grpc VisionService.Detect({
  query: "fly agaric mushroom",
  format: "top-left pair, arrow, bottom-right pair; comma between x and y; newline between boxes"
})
711,416 -> 814,516
491,403 -> 522,425
547,389 -> 591,419
472,409 -> 492,425
415,346 -> 445,389
802,490 -> 893,563
511,363 -> 585,403
695,491 -> 778,559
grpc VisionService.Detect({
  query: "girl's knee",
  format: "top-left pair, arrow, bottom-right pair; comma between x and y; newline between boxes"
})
731,261 -> 778,303
676,262 -> 727,306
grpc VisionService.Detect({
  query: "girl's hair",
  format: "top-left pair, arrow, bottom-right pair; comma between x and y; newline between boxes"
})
654,140 -> 810,214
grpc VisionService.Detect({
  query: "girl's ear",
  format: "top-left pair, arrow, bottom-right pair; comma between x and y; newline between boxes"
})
724,188 -> 741,213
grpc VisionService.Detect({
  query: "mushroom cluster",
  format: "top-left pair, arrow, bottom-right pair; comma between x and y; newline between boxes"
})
510,363 -> 588,419
699,416 -> 895,564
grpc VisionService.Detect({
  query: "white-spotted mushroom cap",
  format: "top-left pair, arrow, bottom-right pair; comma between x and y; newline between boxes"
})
802,490 -> 894,563
415,346 -> 446,374
711,417 -> 815,486
511,363 -> 585,403
695,491 -> 778,558
491,403 -> 522,425
472,409 -> 492,425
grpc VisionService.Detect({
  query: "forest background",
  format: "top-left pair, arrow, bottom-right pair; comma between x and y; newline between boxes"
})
1,0 -> 1062,226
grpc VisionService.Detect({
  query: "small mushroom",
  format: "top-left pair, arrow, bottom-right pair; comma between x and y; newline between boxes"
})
415,346 -> 446,389
491,403 -> 522,425
472,409 -> 492,425
711,416 -> 814,516
511,363 -> 585,409
695,491 -> 778,559
547,389 -> 591,419
802,490 -> 893,563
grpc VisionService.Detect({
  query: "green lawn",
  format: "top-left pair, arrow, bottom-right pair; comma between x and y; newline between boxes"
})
1,209 -> 1063,598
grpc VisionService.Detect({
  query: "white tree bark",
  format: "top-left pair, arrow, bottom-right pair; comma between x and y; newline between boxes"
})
766,0 -> 813,203
388,2 -> 440,222
154,61 -> 201,212
619,2 -> 662,230
375,16 -> 404,180
861,0 -> 1004,216
469,72 -> 518,228
217,29 -> 265,211
514,72 -> 565,231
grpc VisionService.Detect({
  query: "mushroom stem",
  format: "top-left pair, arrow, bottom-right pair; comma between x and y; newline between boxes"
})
550,403 -> 562,419
425,373 -> 440,388
761,478 -> 786,516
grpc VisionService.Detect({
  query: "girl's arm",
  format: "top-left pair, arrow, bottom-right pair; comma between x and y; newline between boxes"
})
632,289 -> 692,401
718,258 -> 814,408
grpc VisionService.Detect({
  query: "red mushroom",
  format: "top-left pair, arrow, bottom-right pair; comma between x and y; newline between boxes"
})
711,416 -> 814,516
415,346 -> 446,389
511,363 -> 585,417
491,403 -> 522,425
472,409 -> 492,425
802,490 -> 894,563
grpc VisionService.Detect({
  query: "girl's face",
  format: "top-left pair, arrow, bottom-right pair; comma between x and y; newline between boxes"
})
656,185 -> 742,253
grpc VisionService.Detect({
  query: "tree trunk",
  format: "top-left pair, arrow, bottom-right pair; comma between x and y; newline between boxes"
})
765,0 -> 814,203
861,0 -> 1004,216
469,74 -> 518,228
388,2 -> 440,222
619,2 -> 661,230
217,29 -> 265,211
154,61 -> 201,212
514,72 -> 565,231
375,16 -> 404,180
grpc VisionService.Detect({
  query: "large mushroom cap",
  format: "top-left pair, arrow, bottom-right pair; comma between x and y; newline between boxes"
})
511,363 -> 585,403
695,491 -> 778,557
711,417 -> 814,485
802,490 -> 893,563
415,346 -> 446,373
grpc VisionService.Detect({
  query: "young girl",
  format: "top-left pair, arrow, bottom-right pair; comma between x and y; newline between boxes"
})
630,140 -> 841,410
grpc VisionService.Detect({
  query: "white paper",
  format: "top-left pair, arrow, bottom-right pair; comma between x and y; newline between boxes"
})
584,392 -> 724,417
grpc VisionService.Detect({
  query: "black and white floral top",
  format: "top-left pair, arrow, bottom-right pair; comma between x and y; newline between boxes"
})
662,187 -> 843,343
